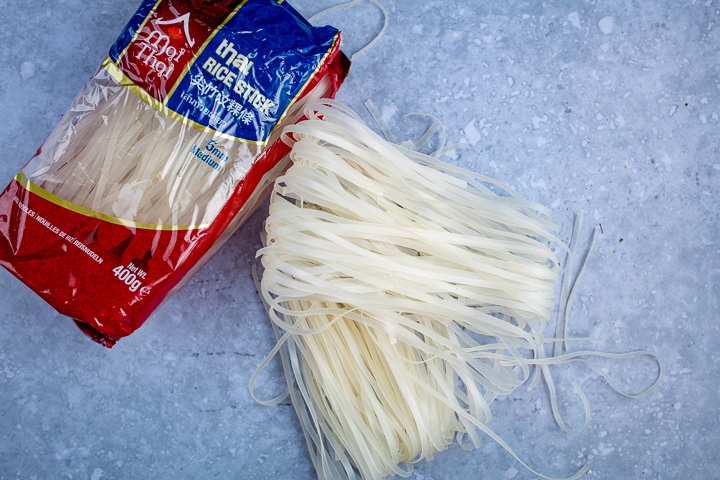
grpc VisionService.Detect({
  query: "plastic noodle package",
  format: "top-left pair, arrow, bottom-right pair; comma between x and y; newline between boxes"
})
0,0 -> 350,346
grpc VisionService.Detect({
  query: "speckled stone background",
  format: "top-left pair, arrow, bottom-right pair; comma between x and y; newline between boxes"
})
1,1 -> 718,479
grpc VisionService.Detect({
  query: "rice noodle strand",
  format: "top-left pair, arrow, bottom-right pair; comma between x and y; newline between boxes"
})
253,100 -> 663,480
309,0 -> 389,59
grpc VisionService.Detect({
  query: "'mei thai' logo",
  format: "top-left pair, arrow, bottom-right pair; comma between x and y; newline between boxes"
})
135,12 -> 195,79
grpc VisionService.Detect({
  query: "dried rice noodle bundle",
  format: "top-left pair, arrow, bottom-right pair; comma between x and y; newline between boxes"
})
254,100 -> 663,480
23,70 -> 332,227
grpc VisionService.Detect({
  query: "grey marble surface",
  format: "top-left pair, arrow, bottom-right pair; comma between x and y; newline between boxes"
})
1,1 -> 718,479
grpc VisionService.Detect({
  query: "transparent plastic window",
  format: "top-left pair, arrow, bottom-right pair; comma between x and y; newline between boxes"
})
22,69 -> 261,228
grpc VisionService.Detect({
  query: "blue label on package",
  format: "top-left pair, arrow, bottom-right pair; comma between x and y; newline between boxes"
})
107,0 -> 341,143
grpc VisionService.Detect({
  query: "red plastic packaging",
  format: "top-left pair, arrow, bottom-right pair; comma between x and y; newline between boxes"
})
0,0 -> 350,346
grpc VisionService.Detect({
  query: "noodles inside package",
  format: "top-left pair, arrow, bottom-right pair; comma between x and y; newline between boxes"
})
0,0 -> 349,346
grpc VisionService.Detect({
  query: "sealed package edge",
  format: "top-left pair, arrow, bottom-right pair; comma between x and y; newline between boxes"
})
0,0 -> 350,347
